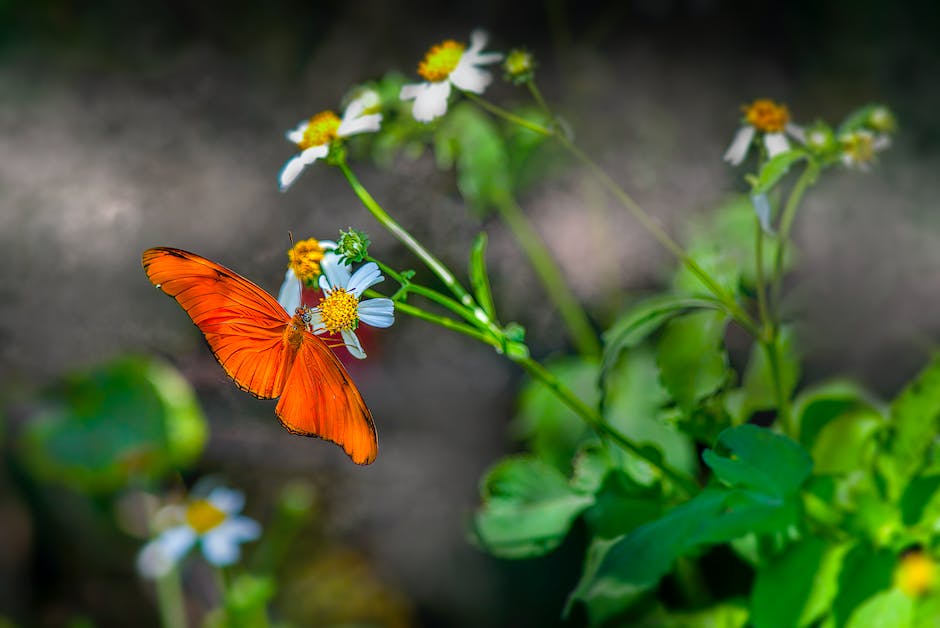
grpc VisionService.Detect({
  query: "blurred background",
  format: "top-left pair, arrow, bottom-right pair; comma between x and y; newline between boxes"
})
2,0 -> 940,626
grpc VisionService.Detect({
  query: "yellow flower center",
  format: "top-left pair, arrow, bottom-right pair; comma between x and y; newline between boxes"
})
185,499 -> 227,534
318,288 -> 360,333
418,40 -> 465,82
743,99 -> 790,133
298,110 -> 341,150
896,551 -> 936,597
842,131 -> 875,164
288,238 -> 328,285
504,49 -> 533,76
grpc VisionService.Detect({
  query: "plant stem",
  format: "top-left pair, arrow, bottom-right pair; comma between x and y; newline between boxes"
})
464,92 -> 553,136
156,568 -> 187,628
367,257 -> 482,326
337,160 -> 503,338
754,218 -> 771,332
514,355 -> 699,496
494,195 -> 601,358
770,161 -> 818,319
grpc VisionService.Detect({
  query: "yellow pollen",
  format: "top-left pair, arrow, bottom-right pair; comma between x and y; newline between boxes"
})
185,499 -> 227,534
418,40 -> 465,82
288,238 -> 327,285
298,110 -> 341,149
743,99 -> 790,133
842,132 -> 875,164
318,288 -> 360,333
896,551 -> 936,597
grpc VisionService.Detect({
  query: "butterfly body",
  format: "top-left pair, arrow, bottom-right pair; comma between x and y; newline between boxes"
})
142,247 -> 377,465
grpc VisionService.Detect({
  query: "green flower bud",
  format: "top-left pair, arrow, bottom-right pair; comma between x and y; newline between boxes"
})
336,228 -> 371,264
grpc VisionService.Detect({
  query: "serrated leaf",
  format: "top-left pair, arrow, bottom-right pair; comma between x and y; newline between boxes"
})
473,457 -> 594,558
657,310 -> 730,412
469,232 -> 496,319
751,150 -> 809,194
703,424 -> 812,498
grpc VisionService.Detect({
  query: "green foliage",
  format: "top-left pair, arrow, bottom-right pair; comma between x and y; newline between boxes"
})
469,232 -> 497,319
656,310 -> 730,413
203,573 -> 277,628
20,355 -> 207,493
729,326 -> 800,423
748,150 -> 809,195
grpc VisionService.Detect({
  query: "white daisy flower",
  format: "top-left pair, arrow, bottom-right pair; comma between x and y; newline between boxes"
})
308,260 -> 395,359
839,129 -> 891,171
137,486 -> 261,578
400,29 -> 502,123
279,92 -> 383,191
723,98 -> 805,166
276,238 -> 337,314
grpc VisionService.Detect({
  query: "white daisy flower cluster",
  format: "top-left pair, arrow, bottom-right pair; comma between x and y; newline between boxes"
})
837,105 -> 895,171
277,237 -> 394,360
137,486 -> 261,578
723,98 -> 805,166
279,90 -> 383,191
400,29 -> 503,122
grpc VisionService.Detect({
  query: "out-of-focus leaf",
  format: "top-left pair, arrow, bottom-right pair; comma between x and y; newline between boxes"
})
703,424 -> 812,498
659,602 -> 750,627
204,573 -> 276,628
811,411 -> 882,475
845,588 -> 913,628
511,357 -> 598,472
900,474 -> 940,527
656,310 -> 730,412
20,356 -> 207,493
832,544 -> 896,627
602,294 -> 718,379
469,232 -> 496,319
750,150 -> 808,195
736,327 -> 800,422
473,456 -> 594,558
750,538 -> 851,628
881,354 -> 940,499
434,102 -> 512,215
793,380 -> 882,448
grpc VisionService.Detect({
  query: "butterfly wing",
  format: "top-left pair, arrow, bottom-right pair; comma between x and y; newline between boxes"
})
142,247 -> 294,398
276,333 -> 378,465
142,247 -> 378,465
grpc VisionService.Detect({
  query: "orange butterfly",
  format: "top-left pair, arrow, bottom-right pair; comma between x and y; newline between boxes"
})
142,247 -> 379,465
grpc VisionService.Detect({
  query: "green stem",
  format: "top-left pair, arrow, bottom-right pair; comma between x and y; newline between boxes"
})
525,80 -> 554,122
770,161 -> 818,319
338,160 -> 503,339
494,196 -> 601,358
514,356 -> 699,496
365,289 -> 501,348
753,216 -> 791,430
466,93 -> 760,338
156,568 -> 187,628
367,257 -> 483,327
763,337 -> 792,430
754,218 -> 771,331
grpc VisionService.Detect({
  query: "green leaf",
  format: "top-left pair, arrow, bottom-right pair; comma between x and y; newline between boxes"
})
881,354 -> 940,498
20,356 -> 207,493
793,380 -> 882,447
511,357 -> 599,472
602,294 -> 719,377
750,150 -> 809,195
736,327 -> 800,422
832,544 -> 896,627
469,232 -> 496,319
703,424 -> 812,497
751,538 -> 851,628
434,102 -> 512,215
203,573 -> 276,628
473,456 -> 594,558
845,588 -> 913,628
656,310 -> 730,412
810,410 -> 882,475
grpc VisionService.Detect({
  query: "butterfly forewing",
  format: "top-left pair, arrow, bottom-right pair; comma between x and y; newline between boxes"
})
142,247 -> 378,465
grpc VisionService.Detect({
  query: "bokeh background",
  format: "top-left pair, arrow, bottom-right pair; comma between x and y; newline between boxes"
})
2,0 -> 940,626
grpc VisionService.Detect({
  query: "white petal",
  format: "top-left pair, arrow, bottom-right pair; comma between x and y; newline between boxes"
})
285,120 -> 308,144
342,95 -> 367,121
764,132 -> 790,157
201,529 -> 240,567
347,262 -> 384,297
319,240 -> 337,250
219,516 -> 261,542
467,29 -> 489,54
338,113 -> 382,137
399,83 -> 423,101
873,134 -> 891,151
208,487 -> 245,515
137,525 -> 197,577
137,540 -> 174,578
278,154 -> 307,191
321,255 -> 352,290
277,269 -> 301,314
299,144 -> 329,165
358,298 -> 395,328
409,81 -> 452,122
449,62 -> 493,94
723,126 -> 755,165
341,329 -> 366,359
307,309 -> 326,334
785,123 -> 806,144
